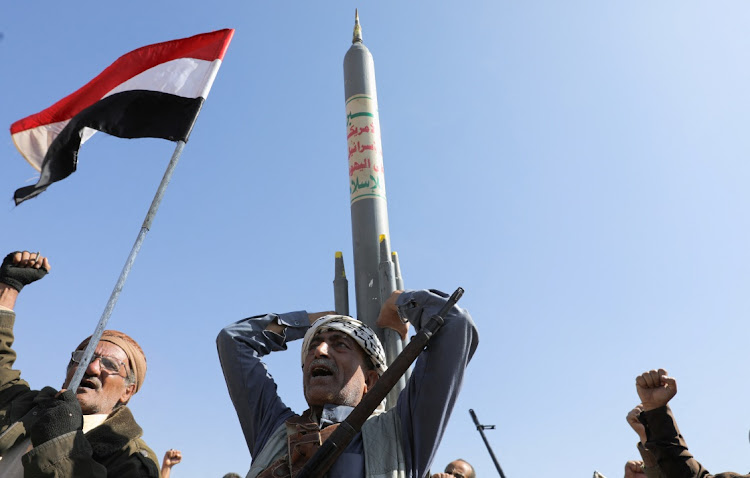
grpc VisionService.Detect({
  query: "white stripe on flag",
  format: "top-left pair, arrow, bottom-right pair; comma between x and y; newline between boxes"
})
104,58 -> 218,100
12,120 -> 67,171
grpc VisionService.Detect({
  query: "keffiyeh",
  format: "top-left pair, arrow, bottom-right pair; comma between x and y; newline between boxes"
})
301,315 -> 387,376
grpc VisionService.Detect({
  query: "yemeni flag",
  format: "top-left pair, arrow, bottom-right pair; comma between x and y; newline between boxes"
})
10,28 -> 234,205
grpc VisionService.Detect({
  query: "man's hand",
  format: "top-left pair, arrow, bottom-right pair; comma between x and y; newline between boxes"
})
161,449 -> 182,478
626,405 -> 647,444
376,290 -> 409,340
624,460 -> 647,478
264,311 -> 336,335
163,449 -> 182,467
636,368 -> 676,411
29,389 -> 83,447
0,251 -> 50,292
431,474 -> 454,478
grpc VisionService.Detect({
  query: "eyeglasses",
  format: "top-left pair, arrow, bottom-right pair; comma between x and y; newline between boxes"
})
69,351 -> 127,375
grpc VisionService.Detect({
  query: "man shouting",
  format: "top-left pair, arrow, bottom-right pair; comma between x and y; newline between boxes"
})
218,289 -> 479,478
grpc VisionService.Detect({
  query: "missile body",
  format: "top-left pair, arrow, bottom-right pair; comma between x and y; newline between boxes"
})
343,11 -> 405,406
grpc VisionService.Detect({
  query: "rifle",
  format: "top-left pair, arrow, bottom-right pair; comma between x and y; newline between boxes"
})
296,287 -> 465,478
470,409 -> 507,478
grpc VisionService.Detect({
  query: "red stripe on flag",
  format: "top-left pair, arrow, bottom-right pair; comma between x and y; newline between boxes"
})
11,29 -> 234,134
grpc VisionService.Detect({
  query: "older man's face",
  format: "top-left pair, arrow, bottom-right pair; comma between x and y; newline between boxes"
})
63,341 -> 135,415
303,330 -> 379,408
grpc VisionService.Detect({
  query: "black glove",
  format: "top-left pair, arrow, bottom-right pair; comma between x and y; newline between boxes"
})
0,252 -> 48,292
30,389 -> 83,446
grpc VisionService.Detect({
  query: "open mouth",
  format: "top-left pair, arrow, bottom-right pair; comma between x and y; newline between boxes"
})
311,366 -> 334,378
309,359 -> 336,379
79,378 -> 100,391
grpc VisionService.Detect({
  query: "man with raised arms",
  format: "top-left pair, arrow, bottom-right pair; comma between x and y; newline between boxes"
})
217,288 -> 479,478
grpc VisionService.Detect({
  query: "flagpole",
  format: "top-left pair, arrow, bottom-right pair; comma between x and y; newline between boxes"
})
66,140 -> 186,391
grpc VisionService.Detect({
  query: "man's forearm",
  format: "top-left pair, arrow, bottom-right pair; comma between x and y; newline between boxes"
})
0,305 -> 29,399
395,289 -> 479,477
640,406 -> 728,478
637,443 -> 666,478
217,311 -> 309,457
0,284 -> 19,311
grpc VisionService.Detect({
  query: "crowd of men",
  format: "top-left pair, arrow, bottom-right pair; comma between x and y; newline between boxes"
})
6,247 -> 739,478
0,250 -> 480,477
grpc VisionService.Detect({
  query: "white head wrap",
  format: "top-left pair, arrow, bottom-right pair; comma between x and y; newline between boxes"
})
300,315 -> 387,376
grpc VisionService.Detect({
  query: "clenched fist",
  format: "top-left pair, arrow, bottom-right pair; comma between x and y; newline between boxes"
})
635,368 -> 676,411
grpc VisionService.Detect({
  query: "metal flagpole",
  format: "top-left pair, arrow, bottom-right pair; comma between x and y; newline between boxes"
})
66,140 -> 187,391
469,409 -> 508,478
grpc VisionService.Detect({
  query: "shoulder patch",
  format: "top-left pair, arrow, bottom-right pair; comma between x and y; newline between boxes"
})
132,445 -> 160,477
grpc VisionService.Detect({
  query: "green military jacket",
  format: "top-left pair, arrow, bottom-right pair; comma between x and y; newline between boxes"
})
0,308 -> 160,477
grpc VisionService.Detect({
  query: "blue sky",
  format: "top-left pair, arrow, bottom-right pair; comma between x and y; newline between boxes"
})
2,2 -> 750,477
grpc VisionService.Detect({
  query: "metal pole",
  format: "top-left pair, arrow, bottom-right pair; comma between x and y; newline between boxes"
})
469,409 -> 507,478
343,9 -> 404,409
66,140 -> 186,391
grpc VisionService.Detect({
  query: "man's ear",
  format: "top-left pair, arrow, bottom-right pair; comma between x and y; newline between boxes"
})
363,369 -> 379,393
118,383 -> 136,406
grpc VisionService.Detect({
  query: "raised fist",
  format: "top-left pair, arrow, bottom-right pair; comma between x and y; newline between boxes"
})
163,449 -> 182,467
0,251 -> 50,292
625,460 -> 647,478
635,368 -> 677,411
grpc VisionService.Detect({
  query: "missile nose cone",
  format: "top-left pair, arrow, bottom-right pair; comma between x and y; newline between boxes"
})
352,8 -> 363,43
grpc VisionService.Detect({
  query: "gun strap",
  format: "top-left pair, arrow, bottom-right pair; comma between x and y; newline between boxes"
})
257,411 -> 340,478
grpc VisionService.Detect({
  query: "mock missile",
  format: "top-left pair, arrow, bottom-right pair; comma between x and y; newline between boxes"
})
392,251 -> 404,290
343,10 -> 405,406
333,251 -> 350,316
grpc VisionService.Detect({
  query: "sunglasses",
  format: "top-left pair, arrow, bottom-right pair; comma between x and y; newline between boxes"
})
69,351 -> 127,375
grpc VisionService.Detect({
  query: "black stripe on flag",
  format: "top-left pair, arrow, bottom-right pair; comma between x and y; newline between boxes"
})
14,90 -> 204,204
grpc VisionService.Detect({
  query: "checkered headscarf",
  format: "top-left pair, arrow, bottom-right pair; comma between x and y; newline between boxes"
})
300,315 -> 387,376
